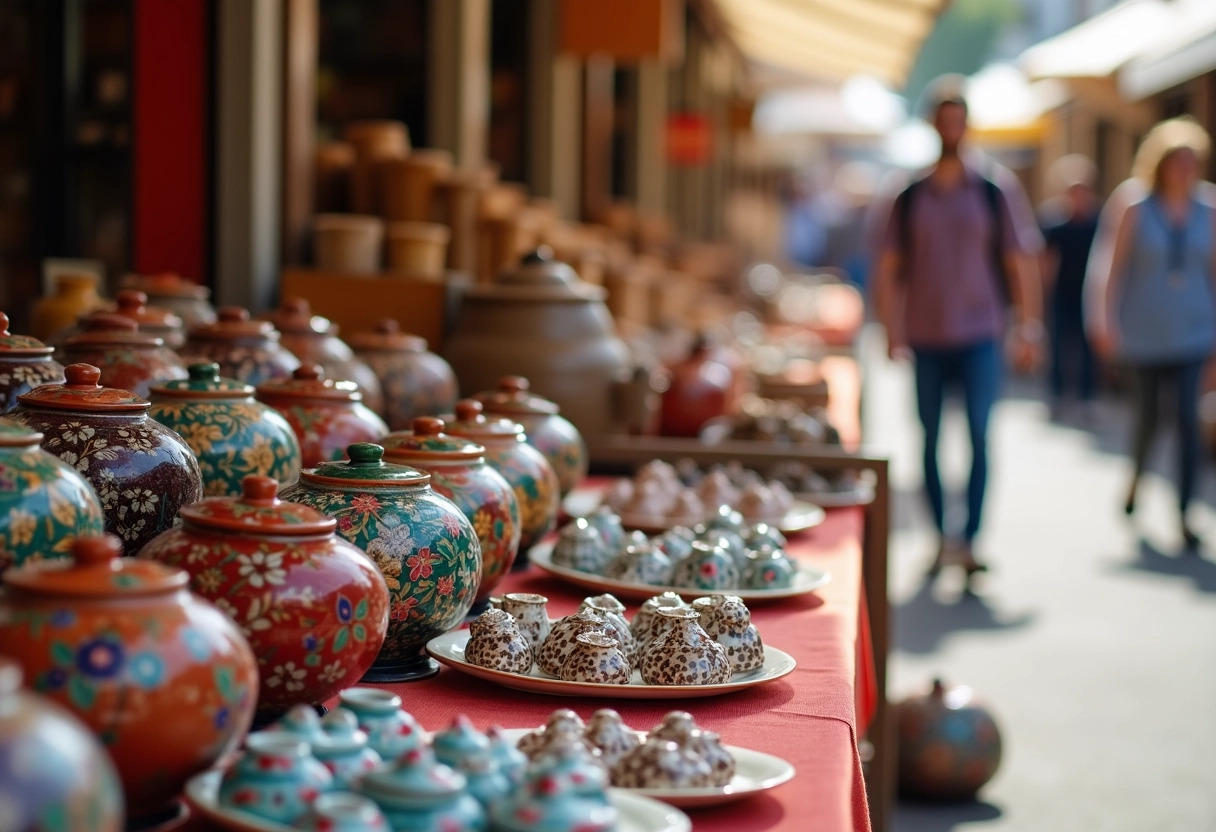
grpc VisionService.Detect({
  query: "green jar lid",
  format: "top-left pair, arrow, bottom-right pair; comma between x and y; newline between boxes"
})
300,442 -> 430,488
151,363 -> 253,399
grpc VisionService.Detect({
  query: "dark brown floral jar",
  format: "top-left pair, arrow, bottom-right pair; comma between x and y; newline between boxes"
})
8,363 -> 204,556
0,311 -> 65,414
347,319 -> 459,430
181,306 -> 300,386
59,314 -> 188,399
121,272 -> 217,330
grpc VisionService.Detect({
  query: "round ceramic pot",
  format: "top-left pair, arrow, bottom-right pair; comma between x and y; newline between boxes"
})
150,363 -> 303,497
110,289 -> 186,349
0,311 -> 66,414
59,314 -> 188,399
279,443 -> 481,681
121,272 -> 217,330
896,679 -> 1003,801
0,417 -> 105,574
30,273 -> 105,341
256,365 -> 389,468
659,338 -> 743,438
138,475 -> 390,719
474,376 -> 587,498
9,363 -> 204,556
0,535 -> 258,822
381,417 -> 520,611
445,399 -> 559,566
347,319 -> 459,431
0,657 -> 125,831
181,306 -> 300,386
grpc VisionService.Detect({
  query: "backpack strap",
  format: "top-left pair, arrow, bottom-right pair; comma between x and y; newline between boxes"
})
980,176 -> 1012,303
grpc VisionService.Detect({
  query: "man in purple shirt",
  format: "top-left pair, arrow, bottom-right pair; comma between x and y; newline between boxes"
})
873,79 -> 1044,579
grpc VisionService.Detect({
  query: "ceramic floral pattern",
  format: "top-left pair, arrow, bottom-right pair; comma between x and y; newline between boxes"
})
60,345 -> 187,399
0,446 -> 104,572
358,351 -> 458,432
517,416 -> 587,497
272,403 -> 386,468
0,360 -> 64,413
427,466 -> 520,604
482,442 -> 559,554
180,343 -> 298,386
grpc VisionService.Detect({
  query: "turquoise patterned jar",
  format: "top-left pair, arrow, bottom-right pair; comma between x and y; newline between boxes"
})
359,746 -> 487,832
337,688 -> 425,760
218,732 -> 333,823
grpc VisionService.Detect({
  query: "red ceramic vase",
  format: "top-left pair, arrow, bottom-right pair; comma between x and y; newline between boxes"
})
658,338 -> 740,438
59,314 -> 187,399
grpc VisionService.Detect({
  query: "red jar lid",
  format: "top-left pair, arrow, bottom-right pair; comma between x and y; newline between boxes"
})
63,313 -> 164,349
151,363 -> 254,400
381,417 -> 484,462
444,399 -> 523,440
189,306 -> 279,342
3,535 -> 187,597
346,319 -> 427,353
0,311 -> 53,356
260,297 -> 338,337
18,363 -> 149,413
0,416 -> 42,448
113,289 -> 184,331
475,376 -> 559,416
256,364 -> 361,402
123,272 -> 211,300
180,475 -> 336,536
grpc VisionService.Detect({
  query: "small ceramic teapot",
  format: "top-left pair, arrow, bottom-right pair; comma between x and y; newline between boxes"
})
0,311 -> 65,413
359,747 -> 487,832
59,314 -> 187,398
182,306 -> 300,385
121,272 -> 217,329
337,688 -> 426,760
499,592 -> 550,655
218,732 -> 333,824
432,714 -> 492,772
606,538 -> 673,587
658,335 -> 746,438
639,606 -> 731,686
347,319 -> 459,430
487,726 -> 529,787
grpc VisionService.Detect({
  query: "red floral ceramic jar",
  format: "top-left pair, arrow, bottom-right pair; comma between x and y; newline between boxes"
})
181,306 -> 300,386
0,535 -> 258,823
9,363 -> 204,556
255,365 -> 389,468
279,443 -> 480,682
347,319 -> 459,431
138,475 -> 389,720
110,289 -> 186,349
59,314 -> 187,399
149,363 -> 303,497
0,311 -> 65,414
381,417 -> 520,609
121,272 -> 217,330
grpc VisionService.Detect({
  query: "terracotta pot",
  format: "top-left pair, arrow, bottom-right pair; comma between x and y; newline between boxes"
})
149,362 -> 303,497
381,417 -> 520,610
256,365 -> 389,468
476,214 -> 536,284
344,121 -> 409,215
313,214 -> 385,274
386,221 -> 451,280
59,313 -> 188,399
0,534 -> 258,822
896,679 -> 1003,801
120,272 -> 217,330
182,306 -> 301,385
30,273 -> 105,341
382,150 -> 453,223
138,475 -> 390,720
110,288 -> 186,348
315,141 -> 356,213
659,338 -> 741,438
260,297 -> 384,414
0,657 -> 125,831
347,319 -> 459,431
0,310 -> 65,413
9,363 -> 204,556
434,170 -> 490,272
279,443 -> 481,682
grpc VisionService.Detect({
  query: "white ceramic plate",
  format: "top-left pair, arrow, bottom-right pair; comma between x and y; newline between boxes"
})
561,488 -> 826,536
496,728 -> 795,808
424,630 -> 796,699
528,542 -> 831,603
797,483 -> 875,508
185,769 -> 691,832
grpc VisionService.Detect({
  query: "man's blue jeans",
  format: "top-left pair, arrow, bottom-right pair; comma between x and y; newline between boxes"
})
912,340 -> 1003,543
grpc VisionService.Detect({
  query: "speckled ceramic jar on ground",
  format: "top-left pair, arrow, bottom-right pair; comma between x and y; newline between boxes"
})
0,312 -> 65,414
181,306 -> 300,385
59,314 -> 187,399
0,535 -> 258,823
348,319 -> 458,431
381,418 -> 520,611
9,363 -> 204,556
149,363 -> 303,497
137,476 -> 390,719
279,443 -> 481,681
257,365 -> 389,468
121,273 -> 217,330
0,417 -> 104,574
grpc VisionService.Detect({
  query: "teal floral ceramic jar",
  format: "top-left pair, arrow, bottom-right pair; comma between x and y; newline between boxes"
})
359,746 -> 487,832
337,687 -> 425,760
0,417 -> 104,574
279,443 -> 481,681
0,311 -> 65,414
149,363 -> 302,496
218,732 -> 333,824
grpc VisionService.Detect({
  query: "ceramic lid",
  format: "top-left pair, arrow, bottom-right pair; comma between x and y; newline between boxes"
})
18,363 -> 149,413
151,363 -> 254,399
123,272 -> 211,300
475,376 -> 560,416
463,247 -> 606,302
256,364 -> 361,402
261,297 -> 339,337
381,417 -> 484,462
0,312 -> 53,356
3,535 -> 188,597
345,319 -> 427,353
188,306 -> 279,342
0,416 -> 42,448
113,289 -> 184,331
361,747 -> 466,800
433,715 -> 491,762
180,475 -> 336,536
300,442 -> 430,488
63,313 -> 164,349
445,400 -> 524,440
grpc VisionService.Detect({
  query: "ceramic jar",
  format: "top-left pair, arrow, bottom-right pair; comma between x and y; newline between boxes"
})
381,418 -> 520,610
499,592 -> 550,655
218,732 -> 333,824
260,298 -> 384,415
297,793 -> 391,832
613,738 -> 713,789
109,289 -> 186,349
30,273 -> 105,341
671,540 -> 739,591
606,539 -> 673,586
578,595 -> 635,663
446,399 -> 559,564
59,314 -> 188,398
550,518 -> 611,574
0,311 -> 65,413
584,709 -> 640,769
337,688 -> 426,760
491,752 -> 618,832
137,475 -> 390,719
149,363 -> 303,497
630,592 -> 687,649
0,417 -> 105,574
182,306 -> 300,385
348,319 -> 459,431
659,337 -> 742,437
649,712 -> 735,786
0,535 -> 258,822
744,547 -> 797,589
537,608 -> 609,677
708,595 -> 764,673
257,365 -> 389,468
0,657 -> 125,831
279,443 -> 481,681
9,363 -> 204,556
314,709 -> 384,787
359,747 -> 487,832
560,632 -> 630,684
639,606 -> 731,686
464,607 -> 533,674
474,376 -> 587,498
896,679 -> 1004,801
121,272 -> 217,329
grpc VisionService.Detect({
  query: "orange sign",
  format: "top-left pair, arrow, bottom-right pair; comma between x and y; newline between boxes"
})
666,113 -> 713,166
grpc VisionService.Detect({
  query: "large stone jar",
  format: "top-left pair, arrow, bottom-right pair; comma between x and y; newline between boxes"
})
0,311 -> 65,413
0,535 -> 258,823
347,318 -> 458,430
59,314 -> 188,399
279,443 -> 481,682
381,417 -> 520,611
121,272 -> 217,330
256,365 -> 389,468
182,306 -> 300,385
443,248 -> 630,441
138,476 -> 389,721
0,417 -> 104,574
149,362 -> 303,497
9,363 -> 204,556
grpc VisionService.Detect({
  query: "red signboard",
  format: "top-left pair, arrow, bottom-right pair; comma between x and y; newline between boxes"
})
666,112 -> 713,166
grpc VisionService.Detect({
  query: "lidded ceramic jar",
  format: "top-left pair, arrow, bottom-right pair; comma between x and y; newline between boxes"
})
279,443 -> 481,681
121,272 -> 217,329
182,306 -> 300,385
30,273 -> 105,341
109,289 -> 186,349
9,363 -> 203,556
260,298 -> 384,414
347,318 -> 459,431
381,417 -> 520,610
474,375 -> 587,498
0,311 -> 66,413
491,750 -> 618,832
464,607 -> 532,674
359,747 -> 487,832
0,417 -> 104,574
256,364 -> 389,468
149,362 -> 303,496
137,475 -> 390,719
638,606 -> 731,686
337,688 -> 425,760
0,535 -> 258,823
59,314 -> 188,398
218,732 -> 334,824
446,398 -> 559,563
0,657 -> 125,831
